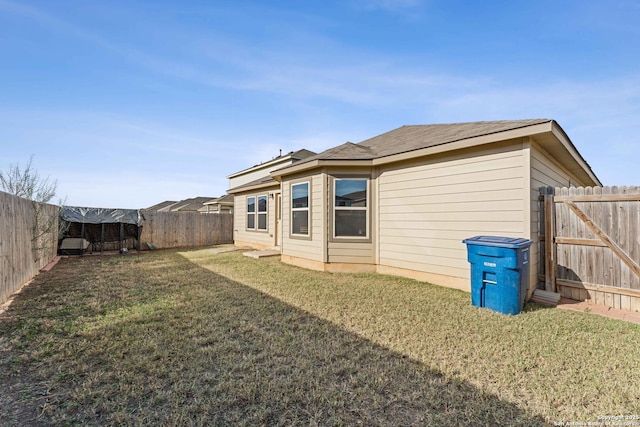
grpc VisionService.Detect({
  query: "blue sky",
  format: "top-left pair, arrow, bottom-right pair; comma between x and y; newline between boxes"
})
1,0 -> 639,208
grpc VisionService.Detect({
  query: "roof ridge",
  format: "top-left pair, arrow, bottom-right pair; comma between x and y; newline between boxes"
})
400,118 -> 550,127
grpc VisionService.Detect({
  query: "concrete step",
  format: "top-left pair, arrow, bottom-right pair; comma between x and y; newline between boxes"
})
243,249 -> 281,259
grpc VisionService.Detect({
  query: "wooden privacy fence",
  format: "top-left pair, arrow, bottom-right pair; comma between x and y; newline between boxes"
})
0,191 -> 59,305
139,210 -> 233,250
540,186 -> 640,311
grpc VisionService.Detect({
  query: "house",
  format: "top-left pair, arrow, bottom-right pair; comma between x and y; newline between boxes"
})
227,149 -> 317,248
145,197 -> 216,213
198,194 -> 235,214
230,119 -> 600,297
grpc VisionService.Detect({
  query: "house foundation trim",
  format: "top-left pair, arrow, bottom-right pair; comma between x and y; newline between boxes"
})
281,254 -> 377,273
376,265 -> 470,292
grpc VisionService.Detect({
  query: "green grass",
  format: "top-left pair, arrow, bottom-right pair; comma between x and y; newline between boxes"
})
1,247 -> 639,426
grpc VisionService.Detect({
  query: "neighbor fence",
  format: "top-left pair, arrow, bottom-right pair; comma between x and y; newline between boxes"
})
540,186 -> 640,311
139,210 -> 233,250
0,191 -> 59,305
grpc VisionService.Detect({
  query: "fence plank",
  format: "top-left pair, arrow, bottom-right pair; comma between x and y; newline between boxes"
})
630,186 -> 640,290
568,187 -> 584,300
139,211 -> 233,250
0,191 -> 59,305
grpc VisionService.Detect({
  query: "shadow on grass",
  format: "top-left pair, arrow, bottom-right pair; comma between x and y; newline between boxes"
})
522,300 -> 556,313
0,251 -> 548,426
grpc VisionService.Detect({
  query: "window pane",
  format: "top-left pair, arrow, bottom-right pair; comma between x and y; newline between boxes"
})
335,210 -> 366,237
335,180 -> 367,207
258,195 -> 267,213
292,211 -> 309,235
258,213 -> 267,230
292,183 -> 309,208
247,197 -> 255,213
247,213 -> 255,229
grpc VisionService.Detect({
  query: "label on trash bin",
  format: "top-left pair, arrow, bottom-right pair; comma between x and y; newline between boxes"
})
483,261 -> 497,267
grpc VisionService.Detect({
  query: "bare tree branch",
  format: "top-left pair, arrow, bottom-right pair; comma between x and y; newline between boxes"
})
1,155 -> 62,263
0,155 -> 57,203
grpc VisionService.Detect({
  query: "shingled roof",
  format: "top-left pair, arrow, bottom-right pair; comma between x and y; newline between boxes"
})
269,118 -> 599,185
360,119 -> 551,158
292,119 -> 551,164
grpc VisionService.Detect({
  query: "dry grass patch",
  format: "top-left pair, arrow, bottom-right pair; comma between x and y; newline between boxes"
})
0,247 -> 638,425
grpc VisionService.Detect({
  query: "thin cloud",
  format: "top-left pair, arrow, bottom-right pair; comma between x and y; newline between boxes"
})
0,0 -> 445,107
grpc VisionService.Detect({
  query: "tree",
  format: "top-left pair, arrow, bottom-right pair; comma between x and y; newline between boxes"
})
1,155 -> 63,263
0,155 -> 57,203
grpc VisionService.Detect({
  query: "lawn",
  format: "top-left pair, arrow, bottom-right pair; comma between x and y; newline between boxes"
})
1,247 -> 639,426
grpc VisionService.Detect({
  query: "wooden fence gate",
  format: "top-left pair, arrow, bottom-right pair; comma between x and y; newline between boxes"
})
540,186 -> 640,311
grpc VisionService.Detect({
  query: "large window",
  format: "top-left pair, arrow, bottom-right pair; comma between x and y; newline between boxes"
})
246,194 -> 267,231
291,182 -> 309,236
334,178 -> 368,238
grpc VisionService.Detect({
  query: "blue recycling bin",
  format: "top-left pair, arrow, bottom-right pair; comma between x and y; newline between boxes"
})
462,236 -> 533,315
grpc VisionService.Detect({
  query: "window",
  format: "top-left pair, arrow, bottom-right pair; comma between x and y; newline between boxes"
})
246,196 -> 255,229
334,179 -> 368,238
291,182 -> 309,236
246,195 -> 267,231
257,195 -> 267,230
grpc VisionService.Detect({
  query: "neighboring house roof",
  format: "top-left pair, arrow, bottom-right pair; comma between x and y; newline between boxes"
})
168,197 -> 216,212
197,194 -> 235,213
204,194 -> 235,205
146,197 -> 216,212
145,200 -> 178,211
272,119 -> 601,186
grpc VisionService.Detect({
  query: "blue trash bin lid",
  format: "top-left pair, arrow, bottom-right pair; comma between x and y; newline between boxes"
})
462,235 -> 532,248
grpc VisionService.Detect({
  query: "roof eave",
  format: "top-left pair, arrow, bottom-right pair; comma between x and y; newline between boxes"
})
227,180 -> 281,194
271,159 -> 374,179
226,154 -> 295,179
550,121 -> 602,186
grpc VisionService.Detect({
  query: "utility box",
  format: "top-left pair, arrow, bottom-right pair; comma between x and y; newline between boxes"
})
462,236 -> 533,315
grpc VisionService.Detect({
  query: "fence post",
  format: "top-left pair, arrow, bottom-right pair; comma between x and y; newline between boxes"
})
544,187 -> 557,292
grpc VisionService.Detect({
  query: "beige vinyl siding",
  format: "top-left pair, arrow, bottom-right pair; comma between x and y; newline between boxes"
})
281,173 -> 324,262
327,242 -> 374,264
233,192 -> 276,249
378,141 -> 526,285
529,141 -> 589,292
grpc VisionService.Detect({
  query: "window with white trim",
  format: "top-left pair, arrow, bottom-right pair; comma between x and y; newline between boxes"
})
334,178 -> 368,238
257,195 -> 267,230
291,182 -> 309,236
246,195 -> 268,231
246,196 -> 255,229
